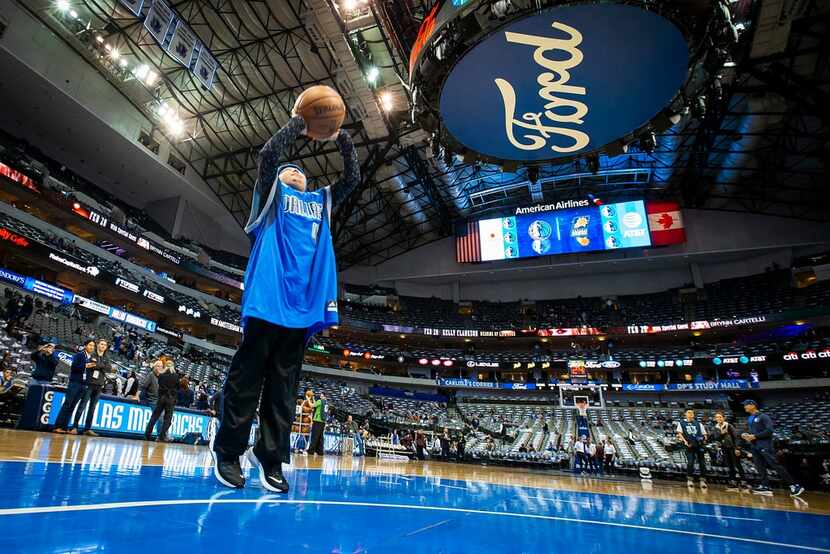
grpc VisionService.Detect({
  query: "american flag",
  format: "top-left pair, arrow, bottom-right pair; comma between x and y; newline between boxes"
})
456,220 -> 481,263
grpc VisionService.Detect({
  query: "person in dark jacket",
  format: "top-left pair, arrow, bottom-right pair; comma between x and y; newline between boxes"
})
137,359 -> 162,404
177,376 -> 194,408
742,400 -> 804,497
713,411 -> 747,491
72,339 -> 112,436
144,363 -> 180,442
53,339 -> 95,434
30,342 -> 59,384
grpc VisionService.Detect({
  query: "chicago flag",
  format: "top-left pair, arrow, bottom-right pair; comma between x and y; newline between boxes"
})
646,201 -> 686,246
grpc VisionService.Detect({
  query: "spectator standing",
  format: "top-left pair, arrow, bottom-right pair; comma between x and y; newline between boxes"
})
72,339 -> 111,436
415,430 -> 426,460
713,411 -> 748,491
144,361 -> 179,442
573,436 -> 588,474
603,439 -> 616,474
307,392 -> 327,456
676,409 -> 708,489
177,376 -> 194,408
741,400 -> 804,497
53,339 -> 95,434
594,438 -> 605,475
29,342 -> 59,384
440,428 -> 451,459
138,360 -> 162,404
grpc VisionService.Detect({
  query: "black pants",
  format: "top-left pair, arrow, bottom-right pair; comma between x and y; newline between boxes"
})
145,395 -> 176,441
74,386 -> 101,433
416,445 -> 425,460
723,445 -> 747,482
308,421 -> 325,455
54,382 -> 85,429
752,443 -> 796,487
685,445 -> 707,477
214,318 -> 306,465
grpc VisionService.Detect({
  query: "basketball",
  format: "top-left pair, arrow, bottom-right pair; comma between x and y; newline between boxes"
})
294,85 -> 346,139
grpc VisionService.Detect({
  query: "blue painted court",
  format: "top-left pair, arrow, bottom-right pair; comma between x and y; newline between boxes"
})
0,435 -> 828,553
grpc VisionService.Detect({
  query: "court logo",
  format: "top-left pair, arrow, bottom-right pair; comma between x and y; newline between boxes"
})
439,4 -> 688,161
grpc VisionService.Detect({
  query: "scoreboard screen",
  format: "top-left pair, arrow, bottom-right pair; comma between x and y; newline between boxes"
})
457,200 -> 651,262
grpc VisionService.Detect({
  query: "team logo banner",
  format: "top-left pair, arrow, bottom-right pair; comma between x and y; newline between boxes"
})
144,0 -> 174,45
194,48 -> 218,90
440,4 -> 688,161
118,0 -> 144,17
168,21 -> 198,67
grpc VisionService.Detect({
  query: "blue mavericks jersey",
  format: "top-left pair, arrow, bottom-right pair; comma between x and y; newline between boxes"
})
241,179 -> 339,340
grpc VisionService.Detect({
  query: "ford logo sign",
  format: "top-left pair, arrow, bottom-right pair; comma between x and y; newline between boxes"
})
440,4 -> 688,162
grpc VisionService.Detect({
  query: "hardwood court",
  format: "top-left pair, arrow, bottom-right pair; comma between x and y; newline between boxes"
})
0,429 -> 828,553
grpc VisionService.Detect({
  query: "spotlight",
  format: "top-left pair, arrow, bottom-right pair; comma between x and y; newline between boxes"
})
55,0 -> 70,12
133,64 -> 150,80
69,9 -> 78,18
119,59 -> 128,68
95,35 -> 104,43
342,0 -> 357,10
380,91 -> 393,112
641,132 -> 657,153
109,48 -> 120,60
145,71 -> 159,87
366,66 -> 379,85
691,95 -> 707,119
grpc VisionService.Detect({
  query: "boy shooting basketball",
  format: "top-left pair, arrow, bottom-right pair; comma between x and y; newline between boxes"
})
210,87 -> 358,492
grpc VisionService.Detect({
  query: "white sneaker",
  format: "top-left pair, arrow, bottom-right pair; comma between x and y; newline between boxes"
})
699,479 -> 708,489
687,478 -> 695,488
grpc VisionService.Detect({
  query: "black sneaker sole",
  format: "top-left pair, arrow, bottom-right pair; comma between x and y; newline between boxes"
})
209,434 -> 244,489
246,449 -> 288,494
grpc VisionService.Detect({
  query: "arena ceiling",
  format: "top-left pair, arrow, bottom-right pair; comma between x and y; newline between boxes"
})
18,0 -> 830,268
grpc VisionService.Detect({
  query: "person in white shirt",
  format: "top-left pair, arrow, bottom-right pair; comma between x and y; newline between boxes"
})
573,436 -> 588,474
603,439 -> 617,474
586,438 -> 598,474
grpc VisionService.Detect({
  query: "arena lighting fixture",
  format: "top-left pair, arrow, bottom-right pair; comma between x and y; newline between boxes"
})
69,9 -> 78,18
380,92 -> 394,112
342,0 -> 357,10
109,48 -> 120,60
366,66 -> 379,84
641,131 -> 657,153
55,0 -> 70,12
133,64 -> 150,80
431,359 -> 441,366
145,70 -> 159,87
95,35 -> 104,43
119,59 -> 128,69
